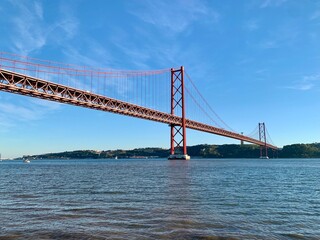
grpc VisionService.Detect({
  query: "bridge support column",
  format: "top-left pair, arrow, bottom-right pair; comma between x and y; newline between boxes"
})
259,122 -> 268,159
168,66 -> 190,160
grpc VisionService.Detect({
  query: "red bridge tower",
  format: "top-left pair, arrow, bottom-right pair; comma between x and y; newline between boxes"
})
168,66 -> 190,160
259,122 -> 269,159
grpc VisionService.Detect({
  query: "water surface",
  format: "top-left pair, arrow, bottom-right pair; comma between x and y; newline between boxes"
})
0,158 -> 319,239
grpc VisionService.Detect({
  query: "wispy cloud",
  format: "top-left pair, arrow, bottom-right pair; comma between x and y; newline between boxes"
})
62,39 -> 114,69
243,20 -> 260,31
56,3 -> 79,39
303,73 -> 320,82
109,33 -> 151,70
0,103 -> 39,121
106,1 -> 221,72
310,10 -> 320,21
236,57 -> 254,66
8,0 -> 79,55
259,40 -> 279,49
34,1 -> 43,19
285,73 -> 320,91
129,0 -> 219,34
9,0 -> 48,55
286,83 -> 314,91
61,42 -> 137,99
260,0 -> 288,8
0,97 -> 61,129
255,69 -> 268,74
256,23 -> 300,50
0,116 -> 14,130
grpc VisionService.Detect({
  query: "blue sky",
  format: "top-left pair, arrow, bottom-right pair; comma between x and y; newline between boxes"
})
0,0 -> 320,158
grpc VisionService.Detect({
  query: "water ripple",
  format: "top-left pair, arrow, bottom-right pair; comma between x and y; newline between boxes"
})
1,159 -> 320,239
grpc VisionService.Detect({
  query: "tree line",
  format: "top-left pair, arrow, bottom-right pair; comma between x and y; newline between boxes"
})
25,143 -> 320,159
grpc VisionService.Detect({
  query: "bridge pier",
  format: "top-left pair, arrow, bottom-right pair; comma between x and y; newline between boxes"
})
168,154 -> 190,160
168,66 -> 190,160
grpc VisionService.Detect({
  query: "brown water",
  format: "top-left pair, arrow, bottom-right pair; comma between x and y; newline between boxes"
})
0,158 -> 320,239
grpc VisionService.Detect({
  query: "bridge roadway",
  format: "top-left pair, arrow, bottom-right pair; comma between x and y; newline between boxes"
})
0,68 -> 278,150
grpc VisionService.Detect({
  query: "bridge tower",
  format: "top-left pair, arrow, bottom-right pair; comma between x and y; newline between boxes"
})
259,122 -> 268,159
168,66 -> 190,160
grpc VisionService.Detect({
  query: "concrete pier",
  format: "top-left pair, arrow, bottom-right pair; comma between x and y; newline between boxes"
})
168,154 -> 191,160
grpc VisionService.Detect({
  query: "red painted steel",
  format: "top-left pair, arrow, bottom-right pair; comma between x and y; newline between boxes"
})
181,67 -> 187,155
170,68 -> 175,155
259,122 -> 268,158
170,67 -> 188,155
0,68 -> 278,150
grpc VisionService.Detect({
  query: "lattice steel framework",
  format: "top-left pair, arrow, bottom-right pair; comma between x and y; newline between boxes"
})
0,68 -> 278,151
170,67 -> 187,155
259,122 -> 268,158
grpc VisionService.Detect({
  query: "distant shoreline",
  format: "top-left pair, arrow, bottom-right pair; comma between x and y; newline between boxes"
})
13,143 -> 320,160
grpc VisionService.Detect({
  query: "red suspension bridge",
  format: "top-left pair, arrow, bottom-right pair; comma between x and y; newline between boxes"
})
0,52 -> 278,159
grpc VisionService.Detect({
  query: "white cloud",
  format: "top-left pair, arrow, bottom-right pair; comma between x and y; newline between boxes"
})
303,73 -> 320,82
259,40 -> 278,49
286,83 -> 314,91
129,0 -> 219,33
34,1 -> 43,19
244,20 -> 259,31
260,0 -> 287,8
30,98 -> 61,111
62,40 -> 113,69
310,10 -> 320,21
111,40 -> 150,69
56,3 -> 79,39
309,1 -> 320,21
0,97 -> 61,128
285,73 -> 320,91
0,116 -> 14,130
236,57 -> 253,65
255,69 -> 268,74
256,23 -> 300,51
8,0 -> 79,56
60,43 -> 135,98
0,102 -> 39,121
9,1 -> 47,55
56,17 -> 79,39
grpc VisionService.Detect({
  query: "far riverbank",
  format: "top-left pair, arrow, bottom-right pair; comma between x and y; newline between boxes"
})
17,143 -> 320,160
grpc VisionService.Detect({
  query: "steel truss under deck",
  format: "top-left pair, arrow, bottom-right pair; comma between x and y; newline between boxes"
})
0,68 -> 278,150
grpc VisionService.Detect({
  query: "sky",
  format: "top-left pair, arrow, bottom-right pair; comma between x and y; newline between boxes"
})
0,0 -> 320,159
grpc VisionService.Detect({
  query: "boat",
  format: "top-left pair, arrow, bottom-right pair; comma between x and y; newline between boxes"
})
23,159 -> 30,163
115,156 -> 118,160
23,156 -> 31,163
260,156 -> 269,159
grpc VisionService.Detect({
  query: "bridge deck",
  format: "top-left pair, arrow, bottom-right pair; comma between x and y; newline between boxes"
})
0,68 -> 278,150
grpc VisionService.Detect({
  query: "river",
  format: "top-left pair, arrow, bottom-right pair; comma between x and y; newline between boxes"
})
0,158 -> 319,239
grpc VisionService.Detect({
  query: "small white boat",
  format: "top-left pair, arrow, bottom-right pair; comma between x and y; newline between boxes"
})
23,158 -> 30,163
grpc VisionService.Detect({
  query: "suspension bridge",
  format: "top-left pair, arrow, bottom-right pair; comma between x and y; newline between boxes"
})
0,52 -> 278,159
